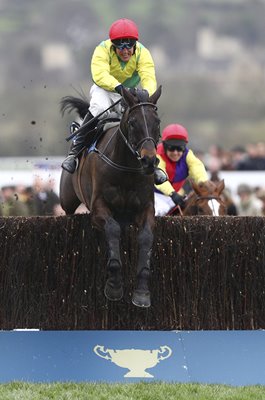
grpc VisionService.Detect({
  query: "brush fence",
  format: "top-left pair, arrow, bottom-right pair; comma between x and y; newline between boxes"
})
0,215 -> 264,330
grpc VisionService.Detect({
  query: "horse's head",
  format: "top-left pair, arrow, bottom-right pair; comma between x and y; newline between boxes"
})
121,86 -> 162,175
184,179 -> 227,216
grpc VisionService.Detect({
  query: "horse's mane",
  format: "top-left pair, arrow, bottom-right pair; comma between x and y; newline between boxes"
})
132,89 -> 149,102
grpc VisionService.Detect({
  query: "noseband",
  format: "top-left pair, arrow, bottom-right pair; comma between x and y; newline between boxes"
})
195,194 -> 224,215
195,195 -> 221,201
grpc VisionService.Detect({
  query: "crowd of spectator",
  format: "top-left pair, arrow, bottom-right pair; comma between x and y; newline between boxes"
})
197,141 -> 265,217
199,141 -> 265,172
0,176 -> 62,217
210,178 -> 265,217
0,173 -> 90,217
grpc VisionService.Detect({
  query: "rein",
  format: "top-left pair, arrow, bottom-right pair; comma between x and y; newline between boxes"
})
94,147 -> 143,173
195,195 -> 221,201
94,101 -> 158,173
66,98 -> 122,141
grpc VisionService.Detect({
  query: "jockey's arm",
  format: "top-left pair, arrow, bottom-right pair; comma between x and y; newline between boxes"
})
136,46 -> 157,96
154,155 -> 175,196
186,149 -> 208,183
91,44 -> 120,91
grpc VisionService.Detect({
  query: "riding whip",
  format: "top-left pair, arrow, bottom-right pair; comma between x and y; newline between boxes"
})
66,98 -> 122,141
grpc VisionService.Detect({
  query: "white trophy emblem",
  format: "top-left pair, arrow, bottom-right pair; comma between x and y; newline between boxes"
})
94,345 -> 172,378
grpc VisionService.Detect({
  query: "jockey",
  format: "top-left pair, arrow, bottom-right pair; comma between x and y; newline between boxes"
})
62,17 -> 165,184
154,123 -> 209,216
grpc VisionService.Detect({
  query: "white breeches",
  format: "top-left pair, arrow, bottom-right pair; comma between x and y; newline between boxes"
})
154,192 -> 176,216
89,84 -> 123,118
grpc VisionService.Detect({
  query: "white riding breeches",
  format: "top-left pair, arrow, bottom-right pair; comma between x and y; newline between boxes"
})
89,84 -> 123,119
155,192 -> 175,216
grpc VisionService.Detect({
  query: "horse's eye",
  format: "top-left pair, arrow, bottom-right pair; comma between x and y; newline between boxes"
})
128,118 -> 136,128
155,120 -> 161,132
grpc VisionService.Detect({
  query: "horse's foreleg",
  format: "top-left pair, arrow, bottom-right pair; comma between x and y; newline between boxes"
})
132,222 -> 154,308
104,216 -> 123,301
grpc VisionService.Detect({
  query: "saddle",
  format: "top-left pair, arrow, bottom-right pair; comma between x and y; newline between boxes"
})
97,112 -> 120,132
84,112 -> 121,153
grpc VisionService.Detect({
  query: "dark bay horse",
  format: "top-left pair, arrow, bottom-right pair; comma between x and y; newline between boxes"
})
60,87 -> 162,308
167,179 -> 227,216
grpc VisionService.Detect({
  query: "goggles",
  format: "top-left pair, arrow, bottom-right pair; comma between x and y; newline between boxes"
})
112,38 -> 136,50
166,144 -> 186,152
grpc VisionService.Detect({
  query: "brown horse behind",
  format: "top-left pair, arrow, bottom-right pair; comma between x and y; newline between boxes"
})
60,87 -> 162,308
168,179 -> 227,216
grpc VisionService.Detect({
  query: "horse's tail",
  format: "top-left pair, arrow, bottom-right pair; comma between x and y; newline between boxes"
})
60,96 -> 90,119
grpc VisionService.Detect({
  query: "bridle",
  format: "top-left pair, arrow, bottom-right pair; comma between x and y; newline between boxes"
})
94,102 -> 159,172
194,194 -> 224,216
195,195 -> 221,201
120,102 -> 159,157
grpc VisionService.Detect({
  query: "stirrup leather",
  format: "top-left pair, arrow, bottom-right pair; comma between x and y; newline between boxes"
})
75,157 -> 79,171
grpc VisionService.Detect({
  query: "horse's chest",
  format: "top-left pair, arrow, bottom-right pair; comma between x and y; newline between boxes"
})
104,186 -> 150,211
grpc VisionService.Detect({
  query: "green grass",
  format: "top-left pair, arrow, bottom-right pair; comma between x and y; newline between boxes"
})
0,382 -> 265,400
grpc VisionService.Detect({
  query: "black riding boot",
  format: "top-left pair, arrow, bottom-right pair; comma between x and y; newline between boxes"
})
61,111 -> 97,174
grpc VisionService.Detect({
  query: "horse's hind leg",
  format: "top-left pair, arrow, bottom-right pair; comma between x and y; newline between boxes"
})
103,217 -> 123,301
132,222 -> 153,308
59,169 -> 81,214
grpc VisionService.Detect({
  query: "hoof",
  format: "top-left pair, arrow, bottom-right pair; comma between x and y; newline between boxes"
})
132,290 -> 151,308
104,280 -> 123,301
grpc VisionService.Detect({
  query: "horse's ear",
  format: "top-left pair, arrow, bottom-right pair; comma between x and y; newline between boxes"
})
149,85 -> 162,104
122,87 -> 135,107
217,179 -> 225,194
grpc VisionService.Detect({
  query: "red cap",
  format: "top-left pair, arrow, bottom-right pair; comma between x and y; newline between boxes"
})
109,18 -> 139,41
162,124 -> 189,143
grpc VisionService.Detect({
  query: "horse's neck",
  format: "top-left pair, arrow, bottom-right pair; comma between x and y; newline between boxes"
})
111,125 -> 137,163
99,125 -> 138,168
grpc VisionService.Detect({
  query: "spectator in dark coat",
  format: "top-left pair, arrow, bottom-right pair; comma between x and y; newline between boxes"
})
32,176 -> 60,216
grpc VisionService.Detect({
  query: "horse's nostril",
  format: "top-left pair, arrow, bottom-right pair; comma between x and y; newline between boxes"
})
141,156 -> 157,175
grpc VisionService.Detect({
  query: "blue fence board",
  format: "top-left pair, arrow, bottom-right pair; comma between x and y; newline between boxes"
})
0,331 -> 264,385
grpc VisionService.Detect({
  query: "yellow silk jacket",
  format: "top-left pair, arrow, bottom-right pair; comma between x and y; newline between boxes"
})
91,39 -> 157,95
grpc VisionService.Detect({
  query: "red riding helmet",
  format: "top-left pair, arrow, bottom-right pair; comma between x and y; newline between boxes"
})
109,18 -> 139,41
162,124 -> 189,143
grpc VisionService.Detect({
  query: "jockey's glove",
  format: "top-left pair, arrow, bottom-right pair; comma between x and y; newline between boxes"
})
115,84 -> 124,95
115,85 -> 139,97
171,191 -> 185,208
